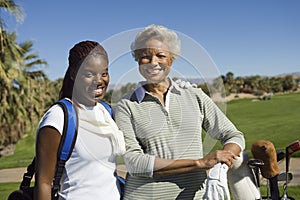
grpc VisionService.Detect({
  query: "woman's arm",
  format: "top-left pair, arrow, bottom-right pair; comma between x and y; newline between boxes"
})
223,142 -> 242,156
115,98 -> 239,178
152,89 -> 242,177
192,87 -> 245,151
34,126 -> 61,200
152,149 -> 237,178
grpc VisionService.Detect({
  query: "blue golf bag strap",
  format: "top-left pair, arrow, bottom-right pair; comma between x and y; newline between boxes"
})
52,98 -> 78,199
99,100 -> 113,118
56,99 -> 78,161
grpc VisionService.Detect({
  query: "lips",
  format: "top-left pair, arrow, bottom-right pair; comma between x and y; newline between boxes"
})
145,65 -> 163,75
93,86 -> 105,97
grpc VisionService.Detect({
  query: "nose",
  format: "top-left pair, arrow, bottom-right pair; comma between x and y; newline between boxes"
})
94,73 -> 103,84
150,55 -> 159,65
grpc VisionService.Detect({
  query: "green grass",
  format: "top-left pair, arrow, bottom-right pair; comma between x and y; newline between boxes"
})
226,92 -> 300,156
0,92 -> 300,199
0,132 -> 35,169
0,182 -> 299,200
260,185 -> 300,199
1,92 -> 299,169
0,182 -> 20,200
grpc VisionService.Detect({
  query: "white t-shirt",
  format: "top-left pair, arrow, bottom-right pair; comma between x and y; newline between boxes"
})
37,103 -> 121,200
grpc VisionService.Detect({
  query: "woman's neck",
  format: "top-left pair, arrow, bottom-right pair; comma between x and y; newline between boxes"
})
143,78 -> 171,106
73,98 -> 96,108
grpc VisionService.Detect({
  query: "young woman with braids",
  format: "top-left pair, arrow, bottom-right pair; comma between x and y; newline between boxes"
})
34,41 -> 125,200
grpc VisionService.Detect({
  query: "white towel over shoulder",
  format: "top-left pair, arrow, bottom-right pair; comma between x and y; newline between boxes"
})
78,102 -> 126,156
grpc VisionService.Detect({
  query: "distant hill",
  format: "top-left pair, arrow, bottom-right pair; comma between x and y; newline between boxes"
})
185,78 -> 205,84
275,71 -> 300,78
184,71 -> 300,85
108,72 -> 300,89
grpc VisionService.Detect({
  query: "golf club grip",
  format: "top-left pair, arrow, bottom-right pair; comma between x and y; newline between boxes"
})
286,140 -> 300,156
286,140 -> 300,171
285,147 -> 290,173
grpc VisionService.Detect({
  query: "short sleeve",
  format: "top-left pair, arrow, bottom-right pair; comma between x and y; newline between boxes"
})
37,104 -> 65,136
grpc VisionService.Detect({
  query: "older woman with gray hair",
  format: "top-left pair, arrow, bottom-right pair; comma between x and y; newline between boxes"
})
114,24 -> 245,199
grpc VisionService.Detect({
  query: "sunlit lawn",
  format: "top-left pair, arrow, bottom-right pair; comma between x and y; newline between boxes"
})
0,182 -> 299,200
0,93 -> 299,199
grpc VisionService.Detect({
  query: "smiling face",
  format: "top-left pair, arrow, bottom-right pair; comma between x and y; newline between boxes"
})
73,55 -> 109,106
137,39 -> 173,84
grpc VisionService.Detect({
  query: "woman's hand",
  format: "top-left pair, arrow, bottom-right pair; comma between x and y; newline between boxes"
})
196,150 -> 237,170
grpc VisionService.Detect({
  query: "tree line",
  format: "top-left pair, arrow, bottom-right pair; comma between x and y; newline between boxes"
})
219,72 -> 299,96
195,72 -> 300,98
0,1 -> 57,150
0,0 -> 299,152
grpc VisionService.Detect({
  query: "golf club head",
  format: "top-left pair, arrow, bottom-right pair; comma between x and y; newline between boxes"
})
277,172 -> 293,182
277,151 -> 285,162
286,140 -> 300,157
247,159 -> 264,169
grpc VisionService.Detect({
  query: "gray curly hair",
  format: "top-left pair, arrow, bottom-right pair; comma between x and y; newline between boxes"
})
131,24 -> 181,61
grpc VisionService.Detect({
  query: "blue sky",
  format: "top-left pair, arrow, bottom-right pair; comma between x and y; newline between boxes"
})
3,0 -> 300,83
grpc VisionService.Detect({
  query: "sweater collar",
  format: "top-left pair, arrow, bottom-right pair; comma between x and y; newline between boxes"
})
134,79 -> 182,103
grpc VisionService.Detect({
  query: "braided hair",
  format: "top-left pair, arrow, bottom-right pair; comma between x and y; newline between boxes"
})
59,41 -> 108,99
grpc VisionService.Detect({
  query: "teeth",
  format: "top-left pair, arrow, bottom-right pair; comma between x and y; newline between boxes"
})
95,88 -> 103,93
147,66 -> 162,74
153,66 -> 162,70
94,88 -> 103,96
147,69 -> 159,73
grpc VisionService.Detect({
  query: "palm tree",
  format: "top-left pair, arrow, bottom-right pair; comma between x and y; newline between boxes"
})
0,0 -> 24,61
0,0 -> 33,145
0,0 -> 24,86
0,31 -> 25,145
258,77 -> 271,93
282,75 -> 297,92
224,72 -> 235,93
270,77 -> 283,93
0,36 -> 48,146
235,76 -> 244,93
18,41 -> 47,128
